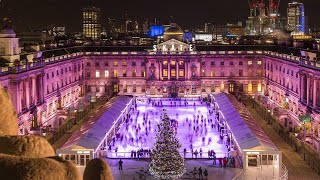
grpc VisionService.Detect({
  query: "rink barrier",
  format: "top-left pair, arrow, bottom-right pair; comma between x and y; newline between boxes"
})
104,151 -> 230,160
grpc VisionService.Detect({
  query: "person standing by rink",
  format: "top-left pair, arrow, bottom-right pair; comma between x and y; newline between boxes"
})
118,159 -> 123,170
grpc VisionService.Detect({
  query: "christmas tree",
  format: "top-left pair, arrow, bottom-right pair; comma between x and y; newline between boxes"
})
149,110 -> 186,179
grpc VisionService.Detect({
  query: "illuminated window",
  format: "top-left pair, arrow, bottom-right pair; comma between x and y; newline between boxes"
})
248,61 -> 253,65
210,71 -> 215,77
113,70 -> 118,77
171,69 -> 176,77
163,69 -> 168,77
141,70 -> 146,77
171,60 -> 176,66
179,69 -> 184,77
220,83 -> 225,92
95,70 -> 100,78
257,61 -> 262,65
258,83 -> 262,92
248,83 -> 253,92
179,61 -> 184,66
105,70 -> 109,77
122,61 -> 127,66
113,62 -> 118,67
123,70 -> 127,77
163,61 -> 168,66
114,85 -> 119,93
201,69 -> 205,77
229,84 -> 234,93
257,69 -> 262,76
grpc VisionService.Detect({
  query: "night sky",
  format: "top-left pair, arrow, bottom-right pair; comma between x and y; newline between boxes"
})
0,0 -> 318,32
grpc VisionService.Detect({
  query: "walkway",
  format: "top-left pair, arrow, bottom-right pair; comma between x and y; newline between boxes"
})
246,100 -> 320,180
79,159 -> 238,180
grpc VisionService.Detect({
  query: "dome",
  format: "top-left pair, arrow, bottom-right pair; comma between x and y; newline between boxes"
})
0,27 -> 16,38
164,23 -> 183,35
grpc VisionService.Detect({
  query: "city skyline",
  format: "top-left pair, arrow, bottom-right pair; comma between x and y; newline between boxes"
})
0,0 -> 318,32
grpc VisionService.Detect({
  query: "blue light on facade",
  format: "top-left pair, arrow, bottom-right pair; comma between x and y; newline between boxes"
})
147,26 -> 164,37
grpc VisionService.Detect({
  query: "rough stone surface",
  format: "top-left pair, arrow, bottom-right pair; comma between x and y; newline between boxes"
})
83,158 -> 114,180
0,154 -> 81,180
0,136 -> 55,158
0,86 -> 18,136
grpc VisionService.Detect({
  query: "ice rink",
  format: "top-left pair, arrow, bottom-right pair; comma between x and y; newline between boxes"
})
109,98 -> 229,158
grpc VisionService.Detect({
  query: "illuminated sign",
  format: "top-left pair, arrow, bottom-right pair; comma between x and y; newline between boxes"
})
153,39 -> 193,52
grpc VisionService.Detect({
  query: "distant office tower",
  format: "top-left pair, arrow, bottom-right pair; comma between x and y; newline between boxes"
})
83,6 -> 101,40
246,0 -> 281,35
287,1 -> 305,33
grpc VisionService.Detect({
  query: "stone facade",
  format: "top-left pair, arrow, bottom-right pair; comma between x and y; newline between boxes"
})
0,40 -> 320,153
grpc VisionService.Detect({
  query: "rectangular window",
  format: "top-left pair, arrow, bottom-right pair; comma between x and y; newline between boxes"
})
230,61 -> 234,66
220,61 -> 224,66
95,62 -> 99,67
163,61 -> 168,66
210,71 -> 215,77
123,70 -> 127,77
113,70 -> 118,77
248,83 -> 253,92
122,61 -> 127,66
113,62 -> 118,67
171,69 -> 176,77
95,70 -> 100,78
104,62 -> 109,67
239,61 -> 243,66
239,70 -> 243,76
105,70 -> 109,77
211,61 -> 215,66
141,70 -> 146,77
163,69 -> 168,77
248,61 -> 253,65
257,61 -> 262,65
179,61 -> 184,66
201,69 -> 205,77
179,69 -> 184,77
132,70 -> 136,77
113,85 -> 119,93
170,60 -> 176,66
132,62 -> 136,66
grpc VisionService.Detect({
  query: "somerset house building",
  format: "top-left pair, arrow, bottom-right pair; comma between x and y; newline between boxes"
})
1,22 -> 320,176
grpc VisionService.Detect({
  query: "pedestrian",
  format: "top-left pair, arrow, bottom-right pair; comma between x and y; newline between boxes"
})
118,159 -> 123,170
194,149 -> 198,159
204,169 -> 208,179
198,167 -> 203,179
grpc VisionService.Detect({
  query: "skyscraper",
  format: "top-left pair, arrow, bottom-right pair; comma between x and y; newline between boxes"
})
82,6 -> 101,40
287,1 -> 305,33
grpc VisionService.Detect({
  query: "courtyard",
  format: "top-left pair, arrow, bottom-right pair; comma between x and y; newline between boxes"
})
108,98 -> 229,159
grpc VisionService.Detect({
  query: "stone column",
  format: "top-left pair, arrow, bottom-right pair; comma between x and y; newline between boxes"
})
313,78 -> 317,108
185,61 -> 187,80
32,76 -> 37,105
176,61 -> 179,79
159,60 -> 162,80
25,78 -> 30,108
168,61 -> 170,80
300,74 -> 304,102
307,76 -> 310,105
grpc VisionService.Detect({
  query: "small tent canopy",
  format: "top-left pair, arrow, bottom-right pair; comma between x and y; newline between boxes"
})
213,93 -> 278,152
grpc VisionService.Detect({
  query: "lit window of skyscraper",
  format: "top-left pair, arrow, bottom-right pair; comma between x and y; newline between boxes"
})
83,7 -> 101,40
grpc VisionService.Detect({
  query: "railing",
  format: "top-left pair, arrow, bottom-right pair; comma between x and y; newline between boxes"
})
275,163 -> 289,180
250,98 -> 320,176
104,151 -> 229,160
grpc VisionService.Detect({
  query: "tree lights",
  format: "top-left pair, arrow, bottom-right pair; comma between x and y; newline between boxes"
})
149,110 -> 186,179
